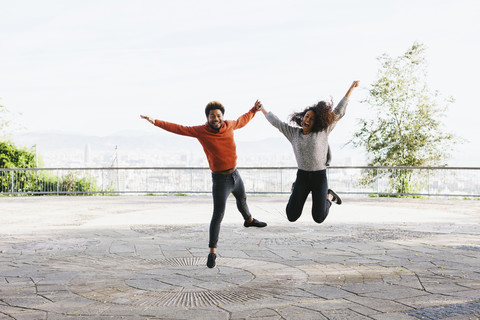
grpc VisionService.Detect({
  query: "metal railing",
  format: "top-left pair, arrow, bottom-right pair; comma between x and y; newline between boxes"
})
0,166 -> 479,198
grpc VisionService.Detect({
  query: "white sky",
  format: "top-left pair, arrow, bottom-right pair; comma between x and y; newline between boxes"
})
1,0 -> 479,164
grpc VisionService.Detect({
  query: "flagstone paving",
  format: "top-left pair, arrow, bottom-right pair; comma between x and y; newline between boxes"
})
0,195 -> 479,319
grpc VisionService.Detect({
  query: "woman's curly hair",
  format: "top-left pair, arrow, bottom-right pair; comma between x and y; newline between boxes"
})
289,99 -> 336,133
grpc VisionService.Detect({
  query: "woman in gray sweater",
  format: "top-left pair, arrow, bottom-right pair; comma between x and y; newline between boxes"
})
259,81 -> 359,223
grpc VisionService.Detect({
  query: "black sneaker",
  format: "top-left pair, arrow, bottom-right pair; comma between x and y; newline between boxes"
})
244,218 -> 267,228
328,189 -> 342,205
207,253 -> 216,268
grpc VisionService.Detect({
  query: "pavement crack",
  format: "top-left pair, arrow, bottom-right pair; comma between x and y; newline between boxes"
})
0,310 -> 15,320
272,307 -> 287,319
37,294 -> 54,303
31,277 -> 55,303
412,272 -> 426,291
322,312 -> 332,320
0,302 -> 47,317
345,297 -> 383,313
347,307 -> 377,319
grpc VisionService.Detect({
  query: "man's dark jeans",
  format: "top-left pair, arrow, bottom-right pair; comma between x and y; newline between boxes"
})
209,169 -> 252,248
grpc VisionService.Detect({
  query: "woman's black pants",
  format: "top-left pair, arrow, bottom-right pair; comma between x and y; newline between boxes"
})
287,169 -> 331,223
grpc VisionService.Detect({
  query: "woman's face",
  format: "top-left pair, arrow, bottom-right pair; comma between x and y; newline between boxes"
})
302,110 -> 315,134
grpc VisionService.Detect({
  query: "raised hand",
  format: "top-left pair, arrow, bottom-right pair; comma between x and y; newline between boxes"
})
140,115 -> 155,124
345,80 -> 359,98
253,99 -> 262,111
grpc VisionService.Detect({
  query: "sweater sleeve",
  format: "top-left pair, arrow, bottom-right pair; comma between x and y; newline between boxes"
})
333,97 -> 349,121
327,97 -> 350,133
229,106 -> 257,130
265,112 -> 297,142
153,120 -> 200,137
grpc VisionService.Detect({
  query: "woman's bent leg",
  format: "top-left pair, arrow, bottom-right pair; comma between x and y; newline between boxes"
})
286,170 -> 310,222
311,170 -> 331,223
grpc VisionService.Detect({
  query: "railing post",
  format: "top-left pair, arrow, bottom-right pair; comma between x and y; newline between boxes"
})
116,168 -> 120,193
145,169 -> 148,194
280,169 -> 283,193
427,168 -> 430,196
101,168 -> 105,196
57,169 -> 60,195
11,170 -> 14,195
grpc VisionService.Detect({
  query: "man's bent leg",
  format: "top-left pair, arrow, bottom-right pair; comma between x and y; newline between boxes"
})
231,170 -> 267,228
231,170 -> 252,221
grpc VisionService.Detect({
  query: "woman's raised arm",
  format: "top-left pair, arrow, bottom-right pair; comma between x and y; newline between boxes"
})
345,80 -> 359,99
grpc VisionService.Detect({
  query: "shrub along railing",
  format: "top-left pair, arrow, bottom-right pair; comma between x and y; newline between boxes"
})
0,166 -> 479,198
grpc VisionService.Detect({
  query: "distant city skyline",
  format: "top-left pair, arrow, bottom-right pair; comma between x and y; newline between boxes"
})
2,1 -> 480,166
13,130 -> 478,169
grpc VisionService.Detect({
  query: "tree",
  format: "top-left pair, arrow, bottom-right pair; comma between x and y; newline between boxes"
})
0,141 -> 37,193
0,103 -> 23,139
349,42 -> 460,194
0,103 -> 11,139
1,102 -> 36,169
0,140 -> 36,168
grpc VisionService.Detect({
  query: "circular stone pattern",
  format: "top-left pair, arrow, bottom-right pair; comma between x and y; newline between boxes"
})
125,265 -> 255,292
68,257 -> 308,308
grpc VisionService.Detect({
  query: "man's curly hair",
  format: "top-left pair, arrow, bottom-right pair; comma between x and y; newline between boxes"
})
205,101 -> 225,118
289,99 -> 336,133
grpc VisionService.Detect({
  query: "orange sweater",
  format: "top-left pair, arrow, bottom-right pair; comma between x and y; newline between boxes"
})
154,107 -> 257,172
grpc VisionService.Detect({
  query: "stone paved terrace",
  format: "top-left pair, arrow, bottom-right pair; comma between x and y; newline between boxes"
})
0,195 -> 479,320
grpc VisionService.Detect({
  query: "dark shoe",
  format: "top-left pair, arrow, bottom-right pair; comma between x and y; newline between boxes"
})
207,253 -> 216,268
244,218 -> 267,228
328,189 -> 342,205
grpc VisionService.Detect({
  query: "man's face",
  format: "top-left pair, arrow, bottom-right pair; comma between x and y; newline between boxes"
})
208,109 -> 224,130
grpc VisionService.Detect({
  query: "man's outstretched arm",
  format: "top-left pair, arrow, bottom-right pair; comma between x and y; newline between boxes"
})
140,114 -> 198,137
231,100 -> 262,130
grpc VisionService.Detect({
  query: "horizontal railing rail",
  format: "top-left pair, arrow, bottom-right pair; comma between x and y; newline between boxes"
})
1,166 -> 479,198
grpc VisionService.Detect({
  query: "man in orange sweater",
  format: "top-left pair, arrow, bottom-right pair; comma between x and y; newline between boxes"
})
140,100 -> 267,268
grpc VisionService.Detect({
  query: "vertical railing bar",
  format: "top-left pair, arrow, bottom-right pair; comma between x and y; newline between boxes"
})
11,170 -> 14,195
101,168 -> 104,196
145,169 -> 148,194
427,168 -> 430,197
280,168 -> 283,193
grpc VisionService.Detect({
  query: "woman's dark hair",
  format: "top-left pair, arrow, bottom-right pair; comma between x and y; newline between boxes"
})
205,101 -> 225,117
289,99 -> 336,132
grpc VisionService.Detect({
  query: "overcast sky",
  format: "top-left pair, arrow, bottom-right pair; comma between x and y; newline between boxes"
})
1,0 -> 479,164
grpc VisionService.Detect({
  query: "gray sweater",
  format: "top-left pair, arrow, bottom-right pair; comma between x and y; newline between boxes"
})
265,97 -> 349,171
